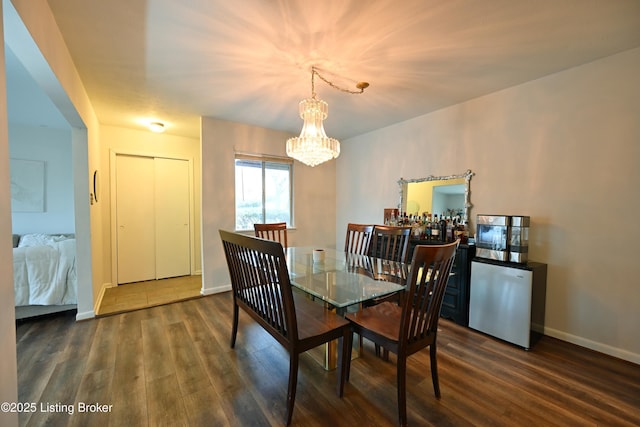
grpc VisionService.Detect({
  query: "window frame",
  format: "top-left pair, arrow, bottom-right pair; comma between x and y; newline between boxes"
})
234,153 -> 294,232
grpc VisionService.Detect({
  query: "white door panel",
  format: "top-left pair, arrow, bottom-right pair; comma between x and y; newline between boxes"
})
116,155 -> 156,284
155,158 -> 191,279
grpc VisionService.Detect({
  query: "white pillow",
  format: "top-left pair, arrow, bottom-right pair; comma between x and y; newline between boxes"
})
17,233 -> 58,248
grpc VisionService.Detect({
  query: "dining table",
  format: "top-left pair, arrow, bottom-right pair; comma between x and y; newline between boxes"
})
285,246 -> 409,369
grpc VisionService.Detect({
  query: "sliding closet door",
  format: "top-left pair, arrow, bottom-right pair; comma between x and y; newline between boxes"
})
116,155 -> 156,284
155,158 -> 190,279
115,154 -> 191,284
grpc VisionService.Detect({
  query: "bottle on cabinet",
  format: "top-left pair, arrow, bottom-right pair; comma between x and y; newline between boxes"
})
389,211 -> 397,226
446,218 -> 454,242
439,215 -> 447,242
431,215 -> 440,241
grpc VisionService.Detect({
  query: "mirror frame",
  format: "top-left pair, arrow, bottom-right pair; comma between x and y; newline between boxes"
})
398,169 -> 474,222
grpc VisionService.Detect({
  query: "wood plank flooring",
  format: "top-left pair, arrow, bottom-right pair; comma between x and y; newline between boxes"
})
16,292 -> 640,426
97,275 -> 202,316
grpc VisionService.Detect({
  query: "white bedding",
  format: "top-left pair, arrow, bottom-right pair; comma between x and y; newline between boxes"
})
13,238 -> 77,306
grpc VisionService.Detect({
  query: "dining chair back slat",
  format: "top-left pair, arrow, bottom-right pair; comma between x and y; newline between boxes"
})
369,225 -> 412,263
344,223 -> 374,256
254,222 -> 288,248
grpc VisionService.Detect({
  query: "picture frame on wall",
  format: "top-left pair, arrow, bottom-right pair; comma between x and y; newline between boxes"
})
10,158 -> 45,212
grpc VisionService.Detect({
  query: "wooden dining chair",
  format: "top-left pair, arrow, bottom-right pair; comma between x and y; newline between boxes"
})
344,223 -> 374,255
219,230 -> 351,425
364,225 -> 413,356
254,222 -> 288,248
345,240 -> 459,427
367,225 -> 412,304
369,225 -> 412,263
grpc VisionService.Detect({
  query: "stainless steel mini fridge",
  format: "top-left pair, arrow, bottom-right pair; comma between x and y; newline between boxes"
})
468,258 -> 547,349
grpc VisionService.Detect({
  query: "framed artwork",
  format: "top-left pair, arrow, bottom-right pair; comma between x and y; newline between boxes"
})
10,158 -> 45,212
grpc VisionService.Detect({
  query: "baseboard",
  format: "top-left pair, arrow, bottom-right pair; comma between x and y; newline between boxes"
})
76,310 -> 95,321
93,282 -> 114,317
201,284 -> 231,296
545,326 -> 640,365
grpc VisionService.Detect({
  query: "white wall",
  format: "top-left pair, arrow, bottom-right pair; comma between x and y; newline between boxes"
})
0,5 -> 18,426
337,47 -> 640,364
9,124 -> 74,234
1,0 -> 102,422
99,125 -> 202,291
201,117 -> 337,294
8,0 -> 102,322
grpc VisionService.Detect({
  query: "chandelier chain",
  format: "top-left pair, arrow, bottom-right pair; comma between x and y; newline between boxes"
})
311,66 -> 367,96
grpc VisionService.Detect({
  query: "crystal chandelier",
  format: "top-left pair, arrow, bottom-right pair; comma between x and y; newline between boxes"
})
286,67 -> 368,167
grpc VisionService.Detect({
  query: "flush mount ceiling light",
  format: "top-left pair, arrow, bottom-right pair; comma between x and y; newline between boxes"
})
149,121 -> 165,133
286,67 -> 369,167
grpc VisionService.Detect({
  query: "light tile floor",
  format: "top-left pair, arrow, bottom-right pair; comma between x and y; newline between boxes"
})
97,275 -> 202,316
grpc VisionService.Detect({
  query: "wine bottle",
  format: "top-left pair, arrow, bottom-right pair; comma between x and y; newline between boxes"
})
431,215 -> 440,240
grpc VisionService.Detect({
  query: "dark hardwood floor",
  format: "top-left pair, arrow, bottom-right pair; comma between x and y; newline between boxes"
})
16,292 -> 640,426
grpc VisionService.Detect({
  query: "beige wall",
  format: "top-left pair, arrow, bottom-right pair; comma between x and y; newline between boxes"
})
337,47 -> 640,363
98,125 -> 202,290
201,117 -> 337,293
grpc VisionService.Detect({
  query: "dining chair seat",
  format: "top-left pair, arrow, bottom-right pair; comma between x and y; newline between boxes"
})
348,301 -> 402,341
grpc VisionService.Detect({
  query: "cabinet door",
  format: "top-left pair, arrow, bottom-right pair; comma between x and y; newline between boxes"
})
441,247 -> 467,324
469,261 -> 533,348
440,252 -> 462,321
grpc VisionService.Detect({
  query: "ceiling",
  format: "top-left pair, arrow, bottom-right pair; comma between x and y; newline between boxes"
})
14,0 -> 640,139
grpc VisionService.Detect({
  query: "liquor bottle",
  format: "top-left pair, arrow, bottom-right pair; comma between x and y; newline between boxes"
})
446,218 -> 453,242
462,221 -> 470,244
431,215 -> 440,241
454,219 -> 464,241
439,215 -> 447,242
425,216 -> 432,240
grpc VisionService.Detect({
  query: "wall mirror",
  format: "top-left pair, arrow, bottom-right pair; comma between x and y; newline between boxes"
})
398,170 -> 474,222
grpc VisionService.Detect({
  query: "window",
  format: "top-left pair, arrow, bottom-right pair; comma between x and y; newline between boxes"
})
235,155 -> 293,231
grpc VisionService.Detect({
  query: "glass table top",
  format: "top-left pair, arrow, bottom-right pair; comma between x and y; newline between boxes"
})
286,247 -> 408,309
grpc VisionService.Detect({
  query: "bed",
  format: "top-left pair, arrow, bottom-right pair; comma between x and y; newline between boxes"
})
12,233 -> 77,319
